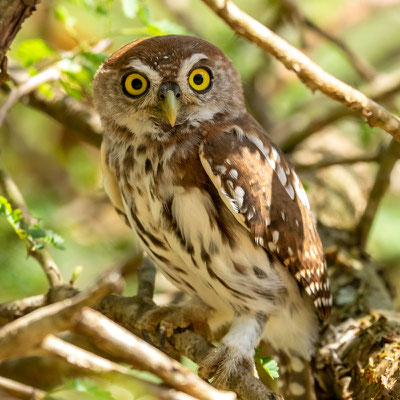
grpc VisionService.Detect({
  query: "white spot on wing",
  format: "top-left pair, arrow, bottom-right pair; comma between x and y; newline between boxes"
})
229,169 -> 238,179
277,165 -> 287,186
285,183 -> 295,200
234,186 -> 245,208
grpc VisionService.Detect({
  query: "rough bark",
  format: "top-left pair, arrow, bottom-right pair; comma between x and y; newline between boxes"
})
314,227 -> 400,399
0,0 -> 41,81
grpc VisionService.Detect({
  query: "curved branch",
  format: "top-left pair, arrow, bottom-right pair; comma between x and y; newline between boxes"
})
201,0 -> 400,141
0,159 -> 64,287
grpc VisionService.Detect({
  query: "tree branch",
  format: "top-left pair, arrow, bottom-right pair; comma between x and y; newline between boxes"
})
0,66 -> 61,127
0,376 -> 45,400
292,152 -> 381,172
0,294 -> 46,326
74,308 -> 236,400
278,70 -> 400,152
201,0 -> 400,141
0,269 -> 122,360
0,159 -> 65,287
356,139 -> 400,249
0,0 -> 41,81
25,91 -> 103,147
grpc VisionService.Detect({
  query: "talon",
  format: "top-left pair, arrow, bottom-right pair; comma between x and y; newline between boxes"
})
159,329 -> 168,350
198,344 -> 254,390
141,329 -> 153,344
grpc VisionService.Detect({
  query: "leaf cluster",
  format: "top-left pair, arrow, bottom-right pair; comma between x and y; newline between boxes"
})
0,196 -> 64,250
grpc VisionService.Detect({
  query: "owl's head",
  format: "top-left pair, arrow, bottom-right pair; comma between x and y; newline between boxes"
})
93,35 -> 245,140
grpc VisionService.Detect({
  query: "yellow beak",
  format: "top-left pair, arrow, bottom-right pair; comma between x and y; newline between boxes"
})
162,90 -> 179,127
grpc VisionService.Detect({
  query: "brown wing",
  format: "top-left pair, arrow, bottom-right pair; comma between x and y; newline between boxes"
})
199,125 -> 332,321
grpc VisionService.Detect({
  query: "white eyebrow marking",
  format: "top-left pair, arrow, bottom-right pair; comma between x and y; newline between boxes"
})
177,53 -> 208,85
128,59 -> 162,84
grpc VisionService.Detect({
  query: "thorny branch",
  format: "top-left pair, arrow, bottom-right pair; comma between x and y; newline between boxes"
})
201,0 -> 400,141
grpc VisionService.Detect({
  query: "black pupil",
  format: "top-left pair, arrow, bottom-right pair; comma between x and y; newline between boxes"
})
131,78 -> 143,90
193,74 -> 204,85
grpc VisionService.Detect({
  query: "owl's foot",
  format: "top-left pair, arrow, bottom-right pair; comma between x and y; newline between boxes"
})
137,301 -> 210,345
198,344 -> 255,390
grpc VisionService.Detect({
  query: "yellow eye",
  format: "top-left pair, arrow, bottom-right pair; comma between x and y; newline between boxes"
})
123,73 -> 149,97
188,68 -> 212,92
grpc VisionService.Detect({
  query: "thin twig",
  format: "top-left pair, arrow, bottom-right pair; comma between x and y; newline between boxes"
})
279,0 -> 376,80
278,69 -> 400,152
25,91 -> 103,147
293,152 -> 381,172
0,270 -> 122,360
356,139 -> 400,249
0,66 -> 61,126
74,308 -> 236,400
41,334 -> 199,400
201,0 -> 400,141
0,159 -> 64,286
0,294 -> 46,325
0,376 -> 45,400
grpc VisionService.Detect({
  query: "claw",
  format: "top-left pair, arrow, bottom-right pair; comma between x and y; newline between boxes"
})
141,329 -> 153,344
159,329 -> 168,350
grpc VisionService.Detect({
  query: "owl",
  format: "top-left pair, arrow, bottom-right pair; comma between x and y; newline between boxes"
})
93,35 -> 332,399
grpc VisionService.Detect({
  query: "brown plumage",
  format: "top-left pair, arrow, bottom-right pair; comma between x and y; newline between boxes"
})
93,35 -> 332,398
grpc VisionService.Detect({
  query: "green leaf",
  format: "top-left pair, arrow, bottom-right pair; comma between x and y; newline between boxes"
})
51,378 -> 116,400
27,227 -> 47,239
120,0 -> 139,18
44,229 -> 65,249
256,356 -> 279,380
16,39 -> 56,67
37,82 -> 55,99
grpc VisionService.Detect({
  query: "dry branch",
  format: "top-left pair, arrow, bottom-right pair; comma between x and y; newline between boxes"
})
41,334 -> 198,400
0,295 -> 46,326
0,160 -> 64,287
0,0 -> 41,81
201,0 -> 400,141
74,308 -> 236,400
26,91 -> 103,147
278,70 -> 400,152
0,270 -> 121,360
292,152 -> 381,172
0,376 -> 45,400
356,139 -> 400,249
0,66 -> 61,126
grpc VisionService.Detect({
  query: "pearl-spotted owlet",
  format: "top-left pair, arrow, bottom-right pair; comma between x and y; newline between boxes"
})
93,35 -> 332,399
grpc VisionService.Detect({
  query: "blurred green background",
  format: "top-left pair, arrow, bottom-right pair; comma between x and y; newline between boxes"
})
0,0 -> 400,397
